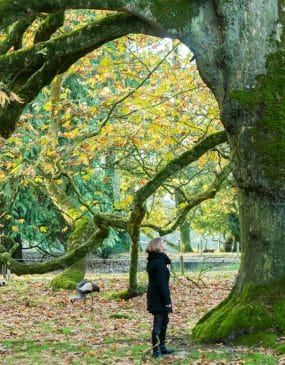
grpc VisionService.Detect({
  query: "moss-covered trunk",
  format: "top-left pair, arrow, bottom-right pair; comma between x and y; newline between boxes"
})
237,190 -> 285,292
44,178 -> 98,289
192,186 -> 285,344
127,203 -> 146,297
184,0 -> 285,344
192,96 -> 285,345
51,217 -> 97,289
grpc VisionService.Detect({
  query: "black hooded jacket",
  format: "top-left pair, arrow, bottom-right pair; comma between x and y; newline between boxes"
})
146,252 -> 172,313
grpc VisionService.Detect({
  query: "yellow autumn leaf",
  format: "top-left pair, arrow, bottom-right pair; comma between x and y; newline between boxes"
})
46,150 -> 55,157
89,106 -> 97,113
43,101 -> 52,111
100,57 -> 110,67
39,226 -> 47,232
0,170 -> 5,180
87,351 -> 96,357
34,177 -> 43,183
40,137 -> 49,145
12,226 -> 18,232
18,219 -> 25,224
41,124 -> 49,131
82,174 -> 91,181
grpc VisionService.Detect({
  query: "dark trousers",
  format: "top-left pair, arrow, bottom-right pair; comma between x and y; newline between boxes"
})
152,312 -> 169,337
151,312 -> 174,356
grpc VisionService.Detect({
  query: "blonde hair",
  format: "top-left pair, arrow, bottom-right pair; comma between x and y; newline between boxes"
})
146,237 -> 164,253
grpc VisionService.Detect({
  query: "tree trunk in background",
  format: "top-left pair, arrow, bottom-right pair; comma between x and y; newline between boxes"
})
12,234 -> 23,262
44,179 -> 99,289
126,203 -> 146,298
175,188 -> 193,252
180,223 -> 192,252
102,150 -> 121,252
43,75 -> 100,289
105,150 -> 121,209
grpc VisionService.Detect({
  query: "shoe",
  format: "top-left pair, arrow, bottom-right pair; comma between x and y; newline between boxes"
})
159,344 -> 175,355
152,347 -> 161,358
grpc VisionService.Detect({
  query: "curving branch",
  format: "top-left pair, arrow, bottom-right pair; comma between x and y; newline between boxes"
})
0,12 -> 159,138
134,130 -> 227,204
125,130 -> 227,293
0,228 -> 108,275
34,11 -> 65,43
142,163 -> 232,235
0,0 -> 128,29
0,16 -> 36,54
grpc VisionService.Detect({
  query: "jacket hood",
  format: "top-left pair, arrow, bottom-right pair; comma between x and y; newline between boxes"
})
147,251 -> 171,265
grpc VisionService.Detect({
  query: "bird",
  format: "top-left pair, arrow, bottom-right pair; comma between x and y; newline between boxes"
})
70,280 -> 100,306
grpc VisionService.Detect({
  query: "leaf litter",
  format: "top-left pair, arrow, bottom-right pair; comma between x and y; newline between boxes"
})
0,270 -> 281,364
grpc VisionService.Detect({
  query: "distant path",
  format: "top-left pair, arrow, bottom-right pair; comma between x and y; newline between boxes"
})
21,252 -> 240,274
86,253 -> 240,273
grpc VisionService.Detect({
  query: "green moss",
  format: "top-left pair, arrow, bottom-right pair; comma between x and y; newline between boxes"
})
137,0 -> 199,33
193,298 -> 271,342
68,218 -> 91,250
193,282 -> 285,343
230,3 -> 285,182
273,300 -> 285,332
50,269 -> 83,290
235,332 -> 277,347
103,285 -> 146,301
109,313 -> 133,319
236,331 -> 285,355
275,343 -> 285,354
49,217 -> 96,290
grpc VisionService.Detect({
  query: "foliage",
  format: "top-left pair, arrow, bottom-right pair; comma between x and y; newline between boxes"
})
0,25 -> 231,258
0,179 -> 68,254
191,183 -> 237,240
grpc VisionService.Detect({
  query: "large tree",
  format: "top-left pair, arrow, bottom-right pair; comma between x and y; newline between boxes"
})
0,0 -> 284,344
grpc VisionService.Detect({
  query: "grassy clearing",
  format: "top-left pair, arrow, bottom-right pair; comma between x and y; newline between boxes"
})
0,270 -> 281,364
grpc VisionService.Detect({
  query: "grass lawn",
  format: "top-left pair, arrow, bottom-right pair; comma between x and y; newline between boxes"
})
0,269 -> 282,364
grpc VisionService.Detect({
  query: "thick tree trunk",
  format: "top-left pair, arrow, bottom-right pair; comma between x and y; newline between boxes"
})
180,223 -> 192,253
192,187 -> 285,343
237,190 -> 285,291
192,92 -> 285,345
193,52 -> 285,343
50,218 -> 98,290
44,179 -> 99,289
186,0 -> 285,345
